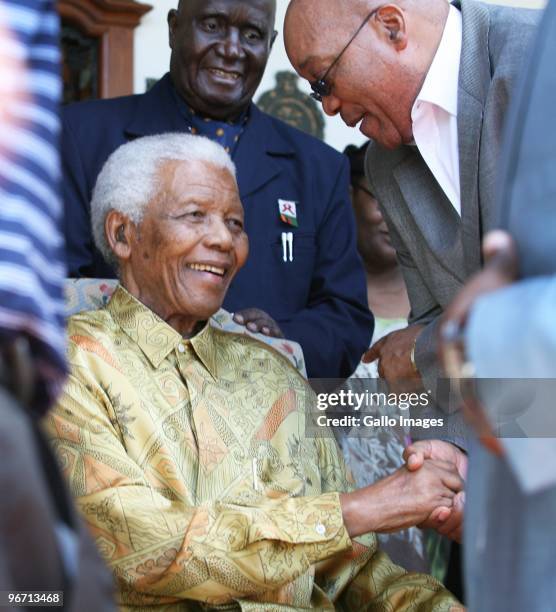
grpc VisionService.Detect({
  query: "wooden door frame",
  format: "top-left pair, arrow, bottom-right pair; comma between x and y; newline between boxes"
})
59,0 -> 152,99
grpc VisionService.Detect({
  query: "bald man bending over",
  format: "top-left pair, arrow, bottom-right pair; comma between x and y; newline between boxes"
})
285,0 -> 538,540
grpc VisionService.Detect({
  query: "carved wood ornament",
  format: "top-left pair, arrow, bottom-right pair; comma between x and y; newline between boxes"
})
59,0 -> 152,100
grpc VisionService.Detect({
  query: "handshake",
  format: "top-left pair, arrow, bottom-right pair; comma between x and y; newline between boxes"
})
340,439 -> 466,542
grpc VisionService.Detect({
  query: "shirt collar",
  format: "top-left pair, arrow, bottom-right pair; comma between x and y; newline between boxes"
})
170,80 -> 250,155
414,4 -> 462,117
107,285 -> 218,379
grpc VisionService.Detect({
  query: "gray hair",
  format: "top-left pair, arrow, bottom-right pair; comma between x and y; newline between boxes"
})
91,133 -> 237,269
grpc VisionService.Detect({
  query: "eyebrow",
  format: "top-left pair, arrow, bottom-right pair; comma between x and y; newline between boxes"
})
199,10 -> 268,32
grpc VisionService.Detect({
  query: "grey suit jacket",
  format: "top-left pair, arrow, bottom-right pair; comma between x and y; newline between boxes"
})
365,0 -> 538,446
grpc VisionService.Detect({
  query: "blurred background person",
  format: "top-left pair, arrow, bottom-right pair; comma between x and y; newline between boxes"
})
0,1 -> 114,607
344,143 -> 409,363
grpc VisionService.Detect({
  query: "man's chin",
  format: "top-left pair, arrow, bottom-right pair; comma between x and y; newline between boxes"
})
358,121 -> 393,149
195,89 -> 250,120
359,116 -> 409,150
378,139 -> 401,151
197,294 -> 227,319
365,130 -> 404,151
363,133 -> 401,150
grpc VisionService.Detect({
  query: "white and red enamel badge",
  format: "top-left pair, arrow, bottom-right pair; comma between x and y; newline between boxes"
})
278,199 -> 298,227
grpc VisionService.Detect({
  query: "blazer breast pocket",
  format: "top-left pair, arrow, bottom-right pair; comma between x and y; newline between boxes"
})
271,231 -> 316,266
268,232 -> 317,313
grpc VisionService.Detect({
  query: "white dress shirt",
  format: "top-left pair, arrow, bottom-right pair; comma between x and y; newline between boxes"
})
411,5 -> 463,215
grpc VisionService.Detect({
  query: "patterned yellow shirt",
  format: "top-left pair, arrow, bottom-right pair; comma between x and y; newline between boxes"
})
45,286 -> 458,611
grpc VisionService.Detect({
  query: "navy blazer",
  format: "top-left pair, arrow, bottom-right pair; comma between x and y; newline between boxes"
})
61,74 -> 373,378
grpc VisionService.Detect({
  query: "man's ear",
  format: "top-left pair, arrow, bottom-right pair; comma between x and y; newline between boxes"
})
168,9 -> 178,49
270,29 -> 278,49
375,5 -> 408,50
105,210 -> 134,264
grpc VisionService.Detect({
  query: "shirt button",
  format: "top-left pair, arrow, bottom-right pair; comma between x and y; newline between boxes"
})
315,523 -> 326,536
177,344 -> 186,353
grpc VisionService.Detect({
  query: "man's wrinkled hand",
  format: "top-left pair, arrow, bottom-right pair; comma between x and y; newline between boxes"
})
403,440 -> 467,542
419,490 -> 465,542
403,439 -> 468,478
372,459 -> 464,533
340,456 -> 463,538
362,325 -> 425,391
233,308 -> 284,338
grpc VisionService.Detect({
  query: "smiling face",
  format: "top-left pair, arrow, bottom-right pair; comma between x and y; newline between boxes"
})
168,0 -> 277,121
122,159 -> 248,335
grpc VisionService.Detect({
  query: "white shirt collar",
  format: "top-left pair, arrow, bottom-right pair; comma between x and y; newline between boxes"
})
414,5 -> 462,118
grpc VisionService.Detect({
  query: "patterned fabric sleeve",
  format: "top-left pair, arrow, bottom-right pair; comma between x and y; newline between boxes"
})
312,436 -> 460,610
45,291 -> 460,609
45,373 -> 352,608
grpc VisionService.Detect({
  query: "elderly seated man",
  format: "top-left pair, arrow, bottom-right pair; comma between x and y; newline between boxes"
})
45,134 -> 462,611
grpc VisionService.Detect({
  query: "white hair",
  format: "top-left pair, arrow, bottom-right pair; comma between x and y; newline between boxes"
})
91,133 -> 237,269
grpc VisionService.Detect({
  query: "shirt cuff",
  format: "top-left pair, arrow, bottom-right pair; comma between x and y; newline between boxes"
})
214,492 -> 352,564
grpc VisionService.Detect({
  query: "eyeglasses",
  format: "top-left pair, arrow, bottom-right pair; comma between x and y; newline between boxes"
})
310,8 -> 380,102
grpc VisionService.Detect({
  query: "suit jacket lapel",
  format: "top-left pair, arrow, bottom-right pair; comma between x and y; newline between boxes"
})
233,105 -> 293,200
123,80 -> 292,201
456,0 -> 492,275
124,73 -> 191,138
393,148 -> 466,283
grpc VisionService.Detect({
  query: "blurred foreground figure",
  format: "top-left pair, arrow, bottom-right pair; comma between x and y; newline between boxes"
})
0,1 -> 114,608
439,1 -> 556,609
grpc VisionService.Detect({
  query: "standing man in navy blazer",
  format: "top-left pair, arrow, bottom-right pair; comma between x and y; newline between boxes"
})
61,0 -> 372,379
